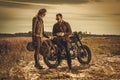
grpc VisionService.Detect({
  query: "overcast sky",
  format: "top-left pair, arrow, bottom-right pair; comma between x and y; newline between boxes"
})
0,0 -> 120,35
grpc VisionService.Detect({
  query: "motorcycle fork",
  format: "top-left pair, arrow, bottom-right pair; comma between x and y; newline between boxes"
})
77,40 -> 87,56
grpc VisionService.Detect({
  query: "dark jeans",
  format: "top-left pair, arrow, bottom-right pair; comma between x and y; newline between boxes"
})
53,37 -> 72,69
34,37 -> 41,66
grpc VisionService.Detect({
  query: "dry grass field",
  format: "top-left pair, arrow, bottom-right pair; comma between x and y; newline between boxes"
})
0,37 -> 120,80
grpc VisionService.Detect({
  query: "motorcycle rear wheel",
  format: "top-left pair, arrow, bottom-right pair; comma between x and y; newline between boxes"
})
43,47 -> 61,68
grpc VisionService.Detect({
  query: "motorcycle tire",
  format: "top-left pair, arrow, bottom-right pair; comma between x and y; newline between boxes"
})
77,45 -> 91,64
43,54 -> 61,68
43,46 -> 61,68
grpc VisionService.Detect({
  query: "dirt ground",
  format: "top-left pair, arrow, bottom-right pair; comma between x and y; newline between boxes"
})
0,37 -> 120,80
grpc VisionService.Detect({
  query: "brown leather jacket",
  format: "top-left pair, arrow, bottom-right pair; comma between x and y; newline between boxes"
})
32,16 -> 48,38
52,21 -> 72,41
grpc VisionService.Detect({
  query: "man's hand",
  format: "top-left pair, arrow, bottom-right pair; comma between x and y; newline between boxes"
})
56,32 -> 64,37
61,32 -> 65,36
48,36 -> 52,39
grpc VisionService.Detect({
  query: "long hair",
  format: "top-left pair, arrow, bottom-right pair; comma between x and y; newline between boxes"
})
37,8 -> 47,16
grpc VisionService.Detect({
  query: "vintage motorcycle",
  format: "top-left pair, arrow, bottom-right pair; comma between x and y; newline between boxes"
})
40,32 -> 91,68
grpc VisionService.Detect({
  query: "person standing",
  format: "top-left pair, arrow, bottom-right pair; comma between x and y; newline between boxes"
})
32,8 -> 49,69
52,13 -> 72,70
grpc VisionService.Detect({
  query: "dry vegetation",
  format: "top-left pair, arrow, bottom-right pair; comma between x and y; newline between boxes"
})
0,37 -> 120,80
0,37 -> 33,79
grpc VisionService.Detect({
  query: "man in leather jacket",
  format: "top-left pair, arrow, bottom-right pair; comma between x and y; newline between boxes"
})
32,8 -> 49,69
52,13 -> 72,70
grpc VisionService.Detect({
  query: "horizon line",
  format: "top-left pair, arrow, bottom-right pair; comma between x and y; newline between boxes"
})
0,32 -> 120,36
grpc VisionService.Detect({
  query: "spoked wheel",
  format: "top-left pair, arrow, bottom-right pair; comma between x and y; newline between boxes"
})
77,45 -> 91,64
41,40 -> 61,68
43,47 -> 61,68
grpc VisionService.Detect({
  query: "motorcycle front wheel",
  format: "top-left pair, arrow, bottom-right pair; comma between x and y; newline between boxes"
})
77,45 -> 91,64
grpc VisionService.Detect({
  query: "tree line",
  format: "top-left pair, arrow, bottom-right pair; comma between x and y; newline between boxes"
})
0,31 -> 120,37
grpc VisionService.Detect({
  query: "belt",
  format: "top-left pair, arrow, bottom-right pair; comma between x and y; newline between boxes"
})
35,34 -> 43,37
